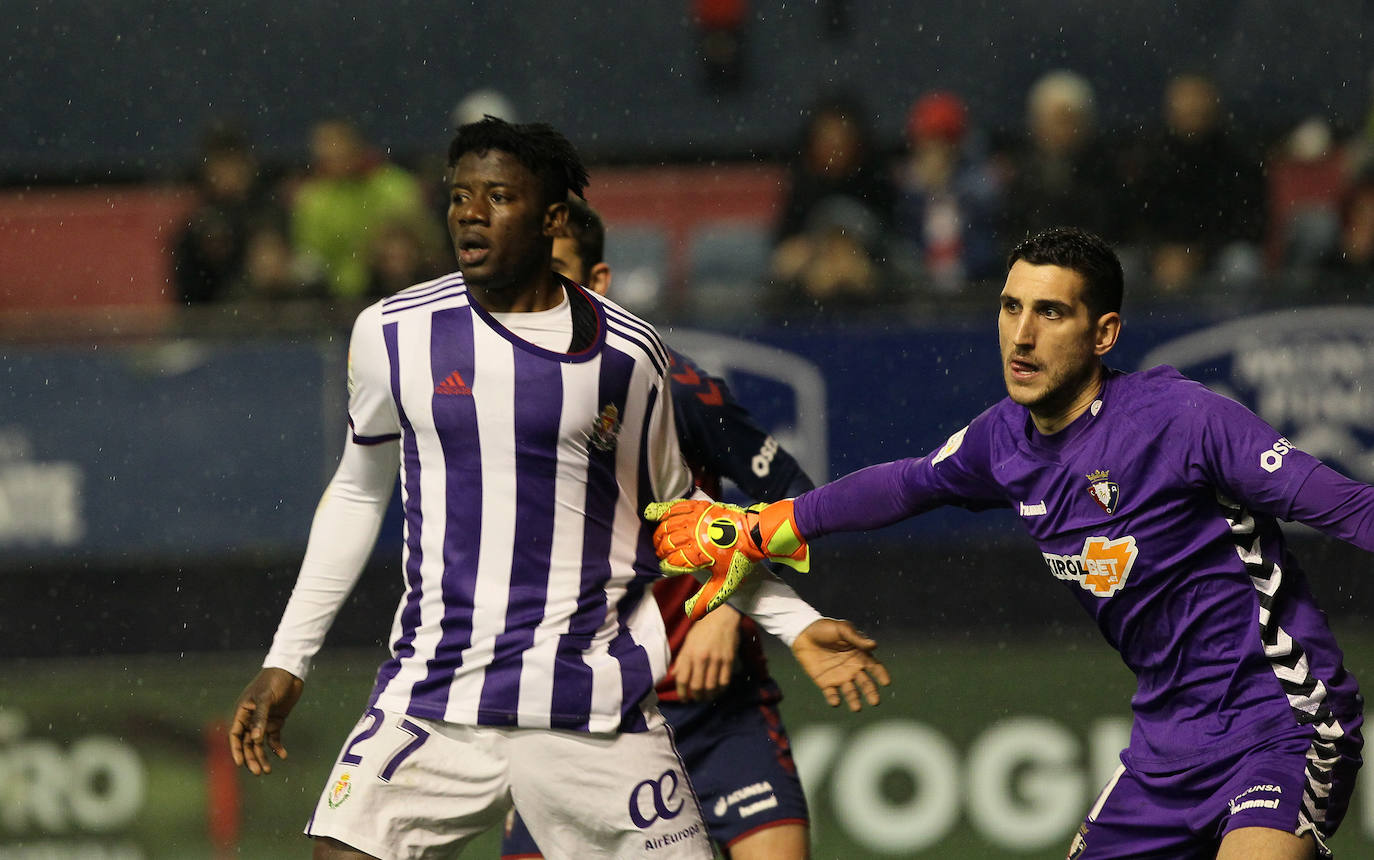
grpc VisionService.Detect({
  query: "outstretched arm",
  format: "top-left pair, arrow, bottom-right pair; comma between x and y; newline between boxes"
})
791,458 -> 939,538
645,497 -> 811,618
1287,463 -> 1374,552
229,302 -> 402,776
644,460 -> 932,621
644,430 -> 1008,618
260,436 -> 398,678
666,560 -> 890,708
791,618 -> 891,711
228,434 -> 397,775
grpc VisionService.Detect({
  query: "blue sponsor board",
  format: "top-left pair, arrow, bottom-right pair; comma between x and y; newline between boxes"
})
718,313 -> 1227,478
0,340 -> 339,560
1136,306 -> 1374,485
664,312 -> 1223,544
13,306 -> 1367,563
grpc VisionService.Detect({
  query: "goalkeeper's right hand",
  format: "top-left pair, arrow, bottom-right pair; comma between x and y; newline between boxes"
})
643,499 -> 810,620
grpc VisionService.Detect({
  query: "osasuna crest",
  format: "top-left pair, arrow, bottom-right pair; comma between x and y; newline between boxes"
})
1086,469 -> 1120,515
589,403 -> 622,452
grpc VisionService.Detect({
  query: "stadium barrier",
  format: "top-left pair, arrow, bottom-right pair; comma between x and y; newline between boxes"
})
5,306 -> 1374,855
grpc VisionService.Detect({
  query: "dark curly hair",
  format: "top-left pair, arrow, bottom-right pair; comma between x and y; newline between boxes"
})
1008,227 -> 1124,318
448,116 -> 589,207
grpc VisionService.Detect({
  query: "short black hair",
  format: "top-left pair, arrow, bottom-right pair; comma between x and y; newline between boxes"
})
448,116 -> 589,208
1008,227 -> 1123,317
562,197 -> 605,267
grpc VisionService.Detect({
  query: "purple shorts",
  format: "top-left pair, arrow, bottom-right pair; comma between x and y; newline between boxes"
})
1069,731 -> 1362,859
502,690 -> 807,857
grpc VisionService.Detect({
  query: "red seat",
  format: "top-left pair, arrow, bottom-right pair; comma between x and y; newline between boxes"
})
1265,154 -> 1347,269
0,186 -> 195,312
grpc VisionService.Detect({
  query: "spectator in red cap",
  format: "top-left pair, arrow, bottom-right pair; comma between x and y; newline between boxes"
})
891,90 -> 1004,294
909,91 -> 968,143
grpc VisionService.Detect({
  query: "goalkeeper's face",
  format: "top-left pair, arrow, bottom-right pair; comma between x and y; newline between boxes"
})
998,261 -> 1118,430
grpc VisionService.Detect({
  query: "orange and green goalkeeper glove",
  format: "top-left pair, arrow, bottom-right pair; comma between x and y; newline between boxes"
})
642,499 -> 810,620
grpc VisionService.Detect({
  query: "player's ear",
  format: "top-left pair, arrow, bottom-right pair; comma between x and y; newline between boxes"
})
1094,311 -> 1122,356
587,262 -> 612,296
543,201 -> 568,237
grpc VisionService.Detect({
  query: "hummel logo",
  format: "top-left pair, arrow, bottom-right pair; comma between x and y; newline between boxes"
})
1020,500 -> 1047,516
434,370 -> 471,395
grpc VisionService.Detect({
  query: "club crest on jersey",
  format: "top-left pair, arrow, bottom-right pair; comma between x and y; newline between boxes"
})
589,403 -> 622,452
1043,534 -> 1139,597
327,772 -> 353,808
1085,469 -> 1120,515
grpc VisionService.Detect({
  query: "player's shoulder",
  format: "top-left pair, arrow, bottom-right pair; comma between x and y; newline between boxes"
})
971,395 -> 1026,439
346,295 -> 388,342
372,271 -> 470,321
1110,364 -> 1225,420
926,395 -> 1019,446
584,286 -> 656,333
665,346 -> 739,430
664,346 -> 723,388
1119,364 -> 1199,394
665,344 -> 701,373
926,398 -> 1016,470
587,289 -> 672,374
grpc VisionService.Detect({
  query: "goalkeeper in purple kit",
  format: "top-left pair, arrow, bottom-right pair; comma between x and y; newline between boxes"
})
650,227 -> 1371,859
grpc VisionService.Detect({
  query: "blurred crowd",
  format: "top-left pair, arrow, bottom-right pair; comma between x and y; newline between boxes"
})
765,69 -> 1374,317
172,116 -> 449,310
171,70 -> 1374,323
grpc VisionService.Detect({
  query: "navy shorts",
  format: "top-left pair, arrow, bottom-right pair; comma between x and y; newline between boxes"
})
1069,730 -> 1362,859
502,692 -> 807,857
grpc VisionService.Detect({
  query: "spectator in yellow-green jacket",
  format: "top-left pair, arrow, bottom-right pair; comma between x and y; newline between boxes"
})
291,117 -> 432,300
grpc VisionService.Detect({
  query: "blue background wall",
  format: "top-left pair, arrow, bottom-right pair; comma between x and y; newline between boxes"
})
7,305 -> 1374,656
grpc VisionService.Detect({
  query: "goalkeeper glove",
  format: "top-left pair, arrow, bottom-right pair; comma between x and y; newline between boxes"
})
642,499 -> 810,620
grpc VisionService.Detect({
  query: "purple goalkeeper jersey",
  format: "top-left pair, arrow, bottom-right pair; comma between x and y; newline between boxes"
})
796,365 -> 1366,772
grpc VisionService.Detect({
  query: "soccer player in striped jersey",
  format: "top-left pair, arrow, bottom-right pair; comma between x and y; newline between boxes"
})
651,228 -> 1370,859
500,200 -> 884,860
228,117 -> 885,860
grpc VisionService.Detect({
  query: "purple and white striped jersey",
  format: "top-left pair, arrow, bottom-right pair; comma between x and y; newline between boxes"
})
796,365 -> 1367,773
348,273 -> 693,734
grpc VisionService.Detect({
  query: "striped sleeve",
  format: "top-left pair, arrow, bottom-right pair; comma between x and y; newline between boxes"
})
262,434 -> 397,679
601,301 -> 693,502
643,340 -> 694,502
347,301 -> 402,444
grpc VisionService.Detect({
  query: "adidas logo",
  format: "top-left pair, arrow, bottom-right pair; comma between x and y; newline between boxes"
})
434,370 -> 471,396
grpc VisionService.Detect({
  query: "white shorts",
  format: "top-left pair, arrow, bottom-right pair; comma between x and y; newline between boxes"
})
305,706 -> 712,859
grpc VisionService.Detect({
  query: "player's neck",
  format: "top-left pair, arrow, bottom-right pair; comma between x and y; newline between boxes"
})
1030,365 -> 1105,436
470,273 -> 566,314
